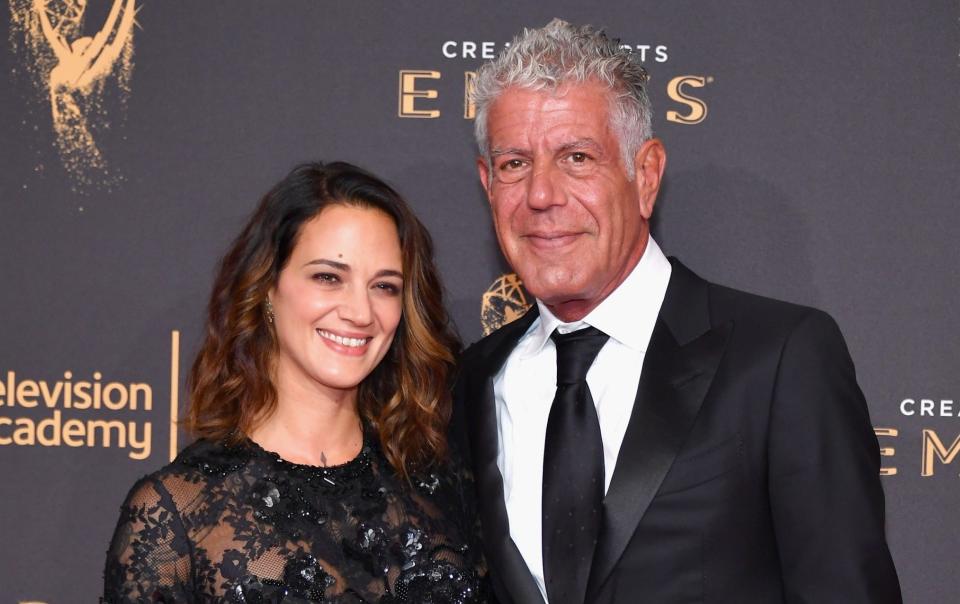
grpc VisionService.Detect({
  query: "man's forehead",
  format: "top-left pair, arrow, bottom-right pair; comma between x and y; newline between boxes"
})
487,85 -> 616,147
488,82 -> 613,126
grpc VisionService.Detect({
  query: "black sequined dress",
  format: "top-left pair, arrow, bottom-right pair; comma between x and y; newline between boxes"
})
102,433 -> 491,603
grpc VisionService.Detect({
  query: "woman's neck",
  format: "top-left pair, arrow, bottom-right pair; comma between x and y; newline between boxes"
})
248,366 -> 364,467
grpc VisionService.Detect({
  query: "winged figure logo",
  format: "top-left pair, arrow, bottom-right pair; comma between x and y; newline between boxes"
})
9,0 -> 139,189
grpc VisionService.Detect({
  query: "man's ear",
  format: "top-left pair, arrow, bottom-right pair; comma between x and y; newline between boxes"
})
477,156 -> 492,201
632,138 -> 667,219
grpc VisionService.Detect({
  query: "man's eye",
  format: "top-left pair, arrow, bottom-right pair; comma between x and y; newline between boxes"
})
570,152 -> 589,163
500,159 -> 525,170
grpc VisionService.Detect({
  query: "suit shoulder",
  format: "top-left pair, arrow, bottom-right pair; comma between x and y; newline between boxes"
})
460,309 -> 537,364
459,335 -> 487,362
706,281 -> 840,339
458,331 -> 502,380
460,329 -> 502,363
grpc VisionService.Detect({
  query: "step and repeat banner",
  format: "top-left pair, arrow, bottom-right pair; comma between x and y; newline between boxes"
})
1,1 -> 957,601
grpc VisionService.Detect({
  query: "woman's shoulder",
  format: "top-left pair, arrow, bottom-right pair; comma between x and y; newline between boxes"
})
118,438 -> 254,513
171,437 -> 255,478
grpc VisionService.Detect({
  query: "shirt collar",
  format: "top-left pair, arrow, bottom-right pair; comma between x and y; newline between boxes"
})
525,237 -> 672,356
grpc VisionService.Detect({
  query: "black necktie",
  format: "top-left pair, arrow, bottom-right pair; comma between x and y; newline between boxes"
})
542,326 -> 609,604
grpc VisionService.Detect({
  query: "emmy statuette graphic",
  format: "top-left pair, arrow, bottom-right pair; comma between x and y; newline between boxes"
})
9,0 -> 138,189
481,273 -> 531,336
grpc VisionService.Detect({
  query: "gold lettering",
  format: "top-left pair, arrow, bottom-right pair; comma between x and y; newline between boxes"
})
63,371 -> 73,408
5,371 -> 14,407
16,379 -> 39,407
93,371 -> 103,408
398,70 -> 441,118
666,75 -> 709,125
62,419 -> 85,446
874,427 -> 897,475
464,71 -> 476,119
88,419 -> 126,448
40,380 -> 63,408
128,421 -> 151,460
0,417 -> 11,444
131,382 -> 152,411
921,429 -> 960,476
0,372 -> 5,405
37,410 -> 61,446
13,418 -> 35,445
73,381 -> 92,409
103,382 -> 128,410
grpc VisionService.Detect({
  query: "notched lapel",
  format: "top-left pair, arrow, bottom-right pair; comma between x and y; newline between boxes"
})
464,308 -> 546,604
585,317 -> 733,600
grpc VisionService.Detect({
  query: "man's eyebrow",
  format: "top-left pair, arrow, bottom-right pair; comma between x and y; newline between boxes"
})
490,147 -> 529,157
303,258 -> 350,270
556,138 -> 602,153
490,140 -> 602,158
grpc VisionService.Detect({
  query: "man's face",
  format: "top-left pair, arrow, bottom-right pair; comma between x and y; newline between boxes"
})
478,81 -> 666,320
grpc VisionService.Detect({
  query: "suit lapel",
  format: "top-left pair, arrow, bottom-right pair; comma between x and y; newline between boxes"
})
465,307 -> 546,604
586,260 -> 733,600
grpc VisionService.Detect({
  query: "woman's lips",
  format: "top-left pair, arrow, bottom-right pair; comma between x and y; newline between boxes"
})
316,328 -> 372,356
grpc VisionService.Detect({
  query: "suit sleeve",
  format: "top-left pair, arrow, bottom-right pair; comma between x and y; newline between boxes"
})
448,352 -> 474,469
767,310 -> 901,603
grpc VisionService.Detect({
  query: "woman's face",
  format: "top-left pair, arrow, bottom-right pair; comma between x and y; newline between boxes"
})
269,204 -> 403,399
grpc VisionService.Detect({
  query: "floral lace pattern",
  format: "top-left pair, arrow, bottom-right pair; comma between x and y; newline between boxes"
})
102,435 -> 490,603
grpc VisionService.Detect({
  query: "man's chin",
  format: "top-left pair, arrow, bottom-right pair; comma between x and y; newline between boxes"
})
521,275 -> 587,305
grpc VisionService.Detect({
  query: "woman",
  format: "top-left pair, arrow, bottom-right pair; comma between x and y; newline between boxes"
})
103,162 -> 490,602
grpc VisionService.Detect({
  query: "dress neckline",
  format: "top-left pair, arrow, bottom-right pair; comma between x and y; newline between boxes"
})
242,432 -> 376,483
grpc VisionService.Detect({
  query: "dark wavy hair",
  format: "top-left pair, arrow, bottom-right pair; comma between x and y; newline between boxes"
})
187,161 -> 461,479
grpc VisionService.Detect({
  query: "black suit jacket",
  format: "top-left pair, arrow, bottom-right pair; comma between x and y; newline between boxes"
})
452,259 -> 901,603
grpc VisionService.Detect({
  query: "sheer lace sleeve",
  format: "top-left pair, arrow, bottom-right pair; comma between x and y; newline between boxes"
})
102,474 -> 193,603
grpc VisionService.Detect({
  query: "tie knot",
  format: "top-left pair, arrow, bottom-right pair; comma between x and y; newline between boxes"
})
551,326 -> 609,385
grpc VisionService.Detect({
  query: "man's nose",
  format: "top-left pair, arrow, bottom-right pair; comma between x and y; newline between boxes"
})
526,163 -> 564,211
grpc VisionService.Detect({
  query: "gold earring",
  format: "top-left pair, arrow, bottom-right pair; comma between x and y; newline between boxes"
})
265,299 -> 275,324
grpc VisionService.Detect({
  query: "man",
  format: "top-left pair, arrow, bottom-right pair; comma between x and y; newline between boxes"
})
453,19 -> 901,604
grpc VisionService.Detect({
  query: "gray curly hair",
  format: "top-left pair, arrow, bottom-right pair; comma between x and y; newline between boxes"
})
472,18 -> 653,179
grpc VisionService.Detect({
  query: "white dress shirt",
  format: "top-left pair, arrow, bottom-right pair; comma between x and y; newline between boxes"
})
492,237 -> 672,602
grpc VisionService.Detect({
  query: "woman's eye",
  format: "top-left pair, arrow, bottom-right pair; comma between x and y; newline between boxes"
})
375,282 -> 401,295
312,272 -> 340,284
